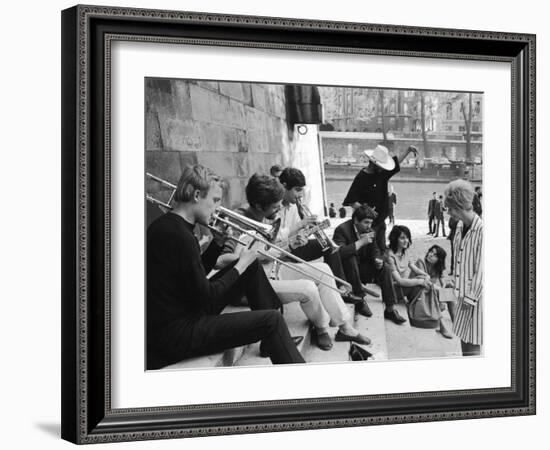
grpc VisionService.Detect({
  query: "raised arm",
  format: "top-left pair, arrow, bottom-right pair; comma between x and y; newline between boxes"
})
397,145 -> 418,166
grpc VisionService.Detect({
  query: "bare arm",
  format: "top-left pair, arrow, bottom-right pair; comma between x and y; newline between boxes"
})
409,261 -> 429,278
391,269 -> 427,288
387,254 -> 427,288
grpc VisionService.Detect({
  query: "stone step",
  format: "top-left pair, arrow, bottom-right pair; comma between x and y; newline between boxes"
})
300,304 -> 356,364
353,284 -> 388,361
162,285 -> 462,371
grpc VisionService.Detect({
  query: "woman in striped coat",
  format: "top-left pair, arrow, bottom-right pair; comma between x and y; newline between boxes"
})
443,180 -> 483,357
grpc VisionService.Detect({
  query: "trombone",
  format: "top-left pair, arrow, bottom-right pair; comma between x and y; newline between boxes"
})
146,172 -> 351,294
145,172 -> 248,246
145,172 -> 177,211
211,208 -> 352,295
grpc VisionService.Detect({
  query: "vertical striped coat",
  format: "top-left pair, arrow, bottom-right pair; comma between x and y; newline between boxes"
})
452,214 -> 483,345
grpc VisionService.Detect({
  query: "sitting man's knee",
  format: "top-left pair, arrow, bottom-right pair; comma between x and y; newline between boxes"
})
317,262 -> 330,271
301,281 -> 319,303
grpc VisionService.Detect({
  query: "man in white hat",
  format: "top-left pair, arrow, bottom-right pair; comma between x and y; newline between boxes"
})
342,144 -> 418,252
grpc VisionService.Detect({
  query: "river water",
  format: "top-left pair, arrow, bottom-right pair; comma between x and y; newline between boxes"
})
325,179 -> 454,220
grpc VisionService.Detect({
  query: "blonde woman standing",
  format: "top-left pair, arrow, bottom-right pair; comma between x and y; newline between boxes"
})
443,180 -> 483,356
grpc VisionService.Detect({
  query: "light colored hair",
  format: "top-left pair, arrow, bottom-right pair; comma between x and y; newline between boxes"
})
444,179 -> 474,211
174,165 -> 220,203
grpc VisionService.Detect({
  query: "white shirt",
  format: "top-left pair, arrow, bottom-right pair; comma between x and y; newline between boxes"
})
277,202 -> 301,242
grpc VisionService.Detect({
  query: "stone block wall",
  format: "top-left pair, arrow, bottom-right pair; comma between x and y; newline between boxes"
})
145,79 -> 293,208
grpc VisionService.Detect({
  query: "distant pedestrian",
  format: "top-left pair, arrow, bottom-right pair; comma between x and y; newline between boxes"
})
388,184 -> 397,225
447,216 -> 458,275
433,195 -> 447,237
328,203 -> 337,218
473,186 -> 483,217
427,192 -> 437,235
339,205 -> 347,218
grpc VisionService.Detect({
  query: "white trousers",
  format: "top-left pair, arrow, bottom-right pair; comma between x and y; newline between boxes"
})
271,262 -> 351,328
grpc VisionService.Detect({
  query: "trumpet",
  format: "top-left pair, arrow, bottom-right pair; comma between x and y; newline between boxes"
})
295,198 -> 339,254
211,207 -> 352,294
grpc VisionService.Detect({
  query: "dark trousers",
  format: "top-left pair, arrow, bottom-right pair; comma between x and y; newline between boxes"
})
151,260 -> 304,368
373,220 -> 387,252
339,247 -> 396,308
388,210 -> 395,225
428,215 -> 435,234
434,217 -> 446,236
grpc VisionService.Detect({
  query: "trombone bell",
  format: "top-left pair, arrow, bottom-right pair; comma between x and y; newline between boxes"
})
213,206 -> 276,241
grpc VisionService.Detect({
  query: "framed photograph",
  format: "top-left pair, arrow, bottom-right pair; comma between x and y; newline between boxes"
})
61,4 -> 536,444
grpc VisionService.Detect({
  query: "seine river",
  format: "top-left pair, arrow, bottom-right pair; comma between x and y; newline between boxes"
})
324,179 -> 452,220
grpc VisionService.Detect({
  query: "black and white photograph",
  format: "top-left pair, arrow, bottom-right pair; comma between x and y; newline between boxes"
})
55,2 -> 538,445
145,78 -> 484,370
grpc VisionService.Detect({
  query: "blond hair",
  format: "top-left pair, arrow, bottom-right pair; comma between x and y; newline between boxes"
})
174,165 -> 220,203
444,179 -> 474,211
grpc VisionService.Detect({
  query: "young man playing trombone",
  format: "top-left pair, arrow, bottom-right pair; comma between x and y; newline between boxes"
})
218,174 -> 371,350
146,165 -> 304,369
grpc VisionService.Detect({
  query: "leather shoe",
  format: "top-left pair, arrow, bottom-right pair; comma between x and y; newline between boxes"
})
341,292 -> 363,304
334,330 -> 371,345
384,309 -> 406,324
355,301 -> 373,318
313,330 -> 333,351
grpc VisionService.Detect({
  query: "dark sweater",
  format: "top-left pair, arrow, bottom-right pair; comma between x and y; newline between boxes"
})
146,212 -> 240,358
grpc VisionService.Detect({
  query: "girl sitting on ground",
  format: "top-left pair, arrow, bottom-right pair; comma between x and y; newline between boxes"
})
386,225 -> 431,305
409,245 -> 454,339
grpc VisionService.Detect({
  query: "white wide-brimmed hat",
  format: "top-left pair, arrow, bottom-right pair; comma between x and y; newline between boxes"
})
364,145 -> 395,171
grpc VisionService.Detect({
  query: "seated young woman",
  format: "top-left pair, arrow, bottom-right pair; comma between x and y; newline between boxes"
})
409,245 -> 454,338
386,225 -> 431,304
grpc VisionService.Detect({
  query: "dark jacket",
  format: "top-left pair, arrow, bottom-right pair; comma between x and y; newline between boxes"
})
427,198 -> 437,217
342,157 -> 400,223
472,193 -> 482,216
434,200 -> 446,219
333,219 -> 381,264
